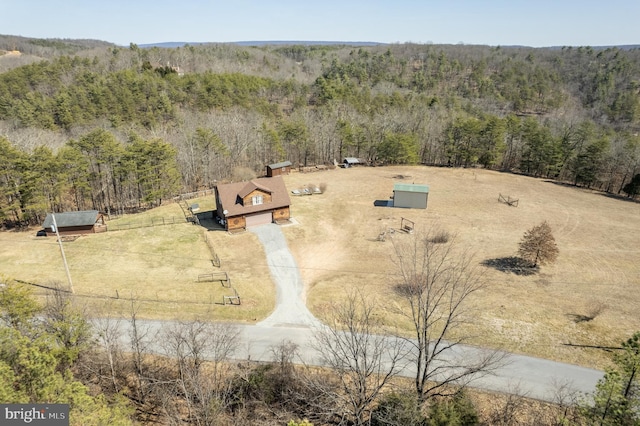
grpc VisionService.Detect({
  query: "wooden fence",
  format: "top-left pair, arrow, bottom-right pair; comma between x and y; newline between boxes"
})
196,271 -> 241,305
197,271 -> 230,287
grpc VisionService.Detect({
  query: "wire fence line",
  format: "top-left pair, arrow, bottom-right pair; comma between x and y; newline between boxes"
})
104,188 -> 216,231
173,188 -> 215,202
203,232 -> 221,267
107,216 -> 188,231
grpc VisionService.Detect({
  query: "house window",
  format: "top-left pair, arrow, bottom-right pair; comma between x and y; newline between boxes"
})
252,195 -> 263,205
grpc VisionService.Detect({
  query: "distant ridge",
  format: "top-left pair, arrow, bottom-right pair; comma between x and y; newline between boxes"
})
138,42 -> 199,48
548,44 -> 640,50
234,40 -> 383,47
139,40 -> 384,48
137,41 -> 639,50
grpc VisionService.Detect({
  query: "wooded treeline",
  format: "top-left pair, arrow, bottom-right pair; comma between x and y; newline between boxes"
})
1,37 -> 639,226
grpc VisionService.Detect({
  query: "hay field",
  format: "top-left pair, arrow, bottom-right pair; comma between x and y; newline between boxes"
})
281,166 -> 640,368
0,201 -> 274,322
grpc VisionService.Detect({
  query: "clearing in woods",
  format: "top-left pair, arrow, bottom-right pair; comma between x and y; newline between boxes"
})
280,165 -> 640,368
0,165 -> 638,368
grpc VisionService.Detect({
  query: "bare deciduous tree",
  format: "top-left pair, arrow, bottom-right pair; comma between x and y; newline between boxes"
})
550,378 -> 583,425
310,291 -> 408,426
92,316 -> 125,394
392,230 -> 505,401
128,299 -> 156,408
162,319 -> 239,425
269,339 -> 300,402
518,221 -> 559,267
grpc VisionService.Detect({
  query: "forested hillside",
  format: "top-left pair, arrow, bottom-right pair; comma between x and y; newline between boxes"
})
1,37 -> 639,227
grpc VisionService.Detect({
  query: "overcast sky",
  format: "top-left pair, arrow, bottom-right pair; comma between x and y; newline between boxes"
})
3,0 -> 639,47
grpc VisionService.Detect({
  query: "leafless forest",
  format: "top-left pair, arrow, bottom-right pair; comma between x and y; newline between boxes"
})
1,34 -> 639,425
1,35 -> 639,226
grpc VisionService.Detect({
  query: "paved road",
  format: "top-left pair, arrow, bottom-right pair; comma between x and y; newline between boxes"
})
106,318 -> 602,402
249,224 -> 603,401
98,223 -> 604,403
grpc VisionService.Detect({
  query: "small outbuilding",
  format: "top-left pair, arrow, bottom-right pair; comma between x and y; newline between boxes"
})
343,157 -> 361,168
214,176 -> 291,232
392,183 -> 429,209
42,210 -> 107,236
266,161 -> 293,177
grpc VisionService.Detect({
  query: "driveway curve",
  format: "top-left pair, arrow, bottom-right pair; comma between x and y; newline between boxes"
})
246,223 -> 603,401
100,224 -> 604,404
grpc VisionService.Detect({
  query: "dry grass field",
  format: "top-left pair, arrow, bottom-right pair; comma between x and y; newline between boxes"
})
1,165 -> 638,369
281,165 -> 640,368
0,200 -> 275,322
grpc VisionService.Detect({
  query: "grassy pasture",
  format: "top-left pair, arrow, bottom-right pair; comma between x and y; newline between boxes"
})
281,166 -> 640,368
0,201 -> 274,322
1,165 -> 638,368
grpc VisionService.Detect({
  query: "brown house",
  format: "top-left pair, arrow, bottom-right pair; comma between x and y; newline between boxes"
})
42,210 -> 107,236
266,161 -> 293,177
214,176 -> 291,231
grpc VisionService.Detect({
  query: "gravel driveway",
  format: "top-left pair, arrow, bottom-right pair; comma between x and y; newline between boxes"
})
98,223 -> 604,402
251,224 -> 321,328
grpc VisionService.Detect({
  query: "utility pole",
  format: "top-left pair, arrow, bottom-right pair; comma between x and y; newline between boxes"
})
51,213 -> 74,293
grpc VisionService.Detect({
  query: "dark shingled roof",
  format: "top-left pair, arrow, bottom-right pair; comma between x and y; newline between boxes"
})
42,210 -> 101,228
216,176 -> 290,217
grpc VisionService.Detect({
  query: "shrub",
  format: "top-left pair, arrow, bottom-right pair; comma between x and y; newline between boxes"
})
428,230 -> 451,244
426,392 -> 479,426
371,390 -> 427,426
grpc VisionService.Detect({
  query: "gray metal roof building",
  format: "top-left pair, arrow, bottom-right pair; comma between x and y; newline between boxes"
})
42,210 -> 106,235
393,183 -> 429,209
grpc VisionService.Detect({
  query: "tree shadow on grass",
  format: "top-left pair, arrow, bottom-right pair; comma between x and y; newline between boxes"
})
566,313 -> 594,323
481,257 -> 539,276
393,282 -> 416,297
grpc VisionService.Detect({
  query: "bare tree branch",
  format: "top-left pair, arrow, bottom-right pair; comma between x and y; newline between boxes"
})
311,290 -> 408,425
161,319 -> 240,425
392,229 -> 507,401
